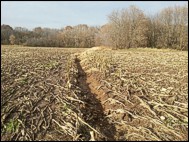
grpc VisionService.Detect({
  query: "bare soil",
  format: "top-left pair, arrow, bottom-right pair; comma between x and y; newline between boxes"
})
74,57 -> 116,141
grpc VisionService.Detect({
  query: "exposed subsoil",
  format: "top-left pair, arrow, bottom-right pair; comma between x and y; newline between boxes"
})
75,57 -> 116,141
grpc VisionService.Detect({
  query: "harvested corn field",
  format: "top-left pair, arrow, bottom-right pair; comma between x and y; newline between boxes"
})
1,46 -> 87,141
1,45 -> 188,141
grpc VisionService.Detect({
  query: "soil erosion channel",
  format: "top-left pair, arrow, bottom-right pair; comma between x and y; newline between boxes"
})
74,47 -> 116,140
74,58 -> 115,140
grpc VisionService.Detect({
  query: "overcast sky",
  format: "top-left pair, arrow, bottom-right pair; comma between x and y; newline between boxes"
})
1,1 -> 188,30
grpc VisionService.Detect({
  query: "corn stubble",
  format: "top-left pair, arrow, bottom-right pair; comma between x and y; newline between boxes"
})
79,47 -> 188,141
1,46 -> 188,141
1,46 -> 90,141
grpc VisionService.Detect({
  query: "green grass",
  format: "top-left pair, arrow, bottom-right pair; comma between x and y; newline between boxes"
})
3,119 -> 20,133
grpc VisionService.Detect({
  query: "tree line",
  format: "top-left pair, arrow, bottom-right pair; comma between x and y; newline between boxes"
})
1,5 -> 188,50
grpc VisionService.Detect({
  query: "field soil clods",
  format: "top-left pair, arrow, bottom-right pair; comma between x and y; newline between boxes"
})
1,45 -> 188,141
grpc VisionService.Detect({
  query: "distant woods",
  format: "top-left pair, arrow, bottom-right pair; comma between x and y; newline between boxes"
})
105,5 -> 188,50
1,25 -> 97,48
1,5 -> 188,50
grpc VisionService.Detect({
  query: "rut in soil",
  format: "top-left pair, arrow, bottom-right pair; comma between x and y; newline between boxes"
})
74,57 -> 116,141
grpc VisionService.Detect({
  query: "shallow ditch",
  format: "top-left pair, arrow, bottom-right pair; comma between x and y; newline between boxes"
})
74,57 -> 116,141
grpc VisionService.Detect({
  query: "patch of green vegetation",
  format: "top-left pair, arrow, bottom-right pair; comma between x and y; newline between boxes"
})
63,103 -> 68,111
3,119 -> 20,133
164,117 -> 174,127
20,78 -> 28,85
164,117 -> 188,127
44,61 -> 59,69
7,88 -> 17,94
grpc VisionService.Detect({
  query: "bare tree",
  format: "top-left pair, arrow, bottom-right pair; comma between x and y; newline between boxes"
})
1,5 -> 188,50
9,34 -> 16,45
107,6 -> 148,49
149,5 -> 188,50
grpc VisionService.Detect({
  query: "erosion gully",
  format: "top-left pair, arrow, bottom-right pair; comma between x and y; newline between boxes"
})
74,56 -> 116,141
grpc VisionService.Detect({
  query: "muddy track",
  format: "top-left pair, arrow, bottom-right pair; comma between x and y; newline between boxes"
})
74,57 -> 116,141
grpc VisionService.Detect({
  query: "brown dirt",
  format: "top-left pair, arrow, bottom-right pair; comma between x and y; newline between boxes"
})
74,57 -> 116,141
